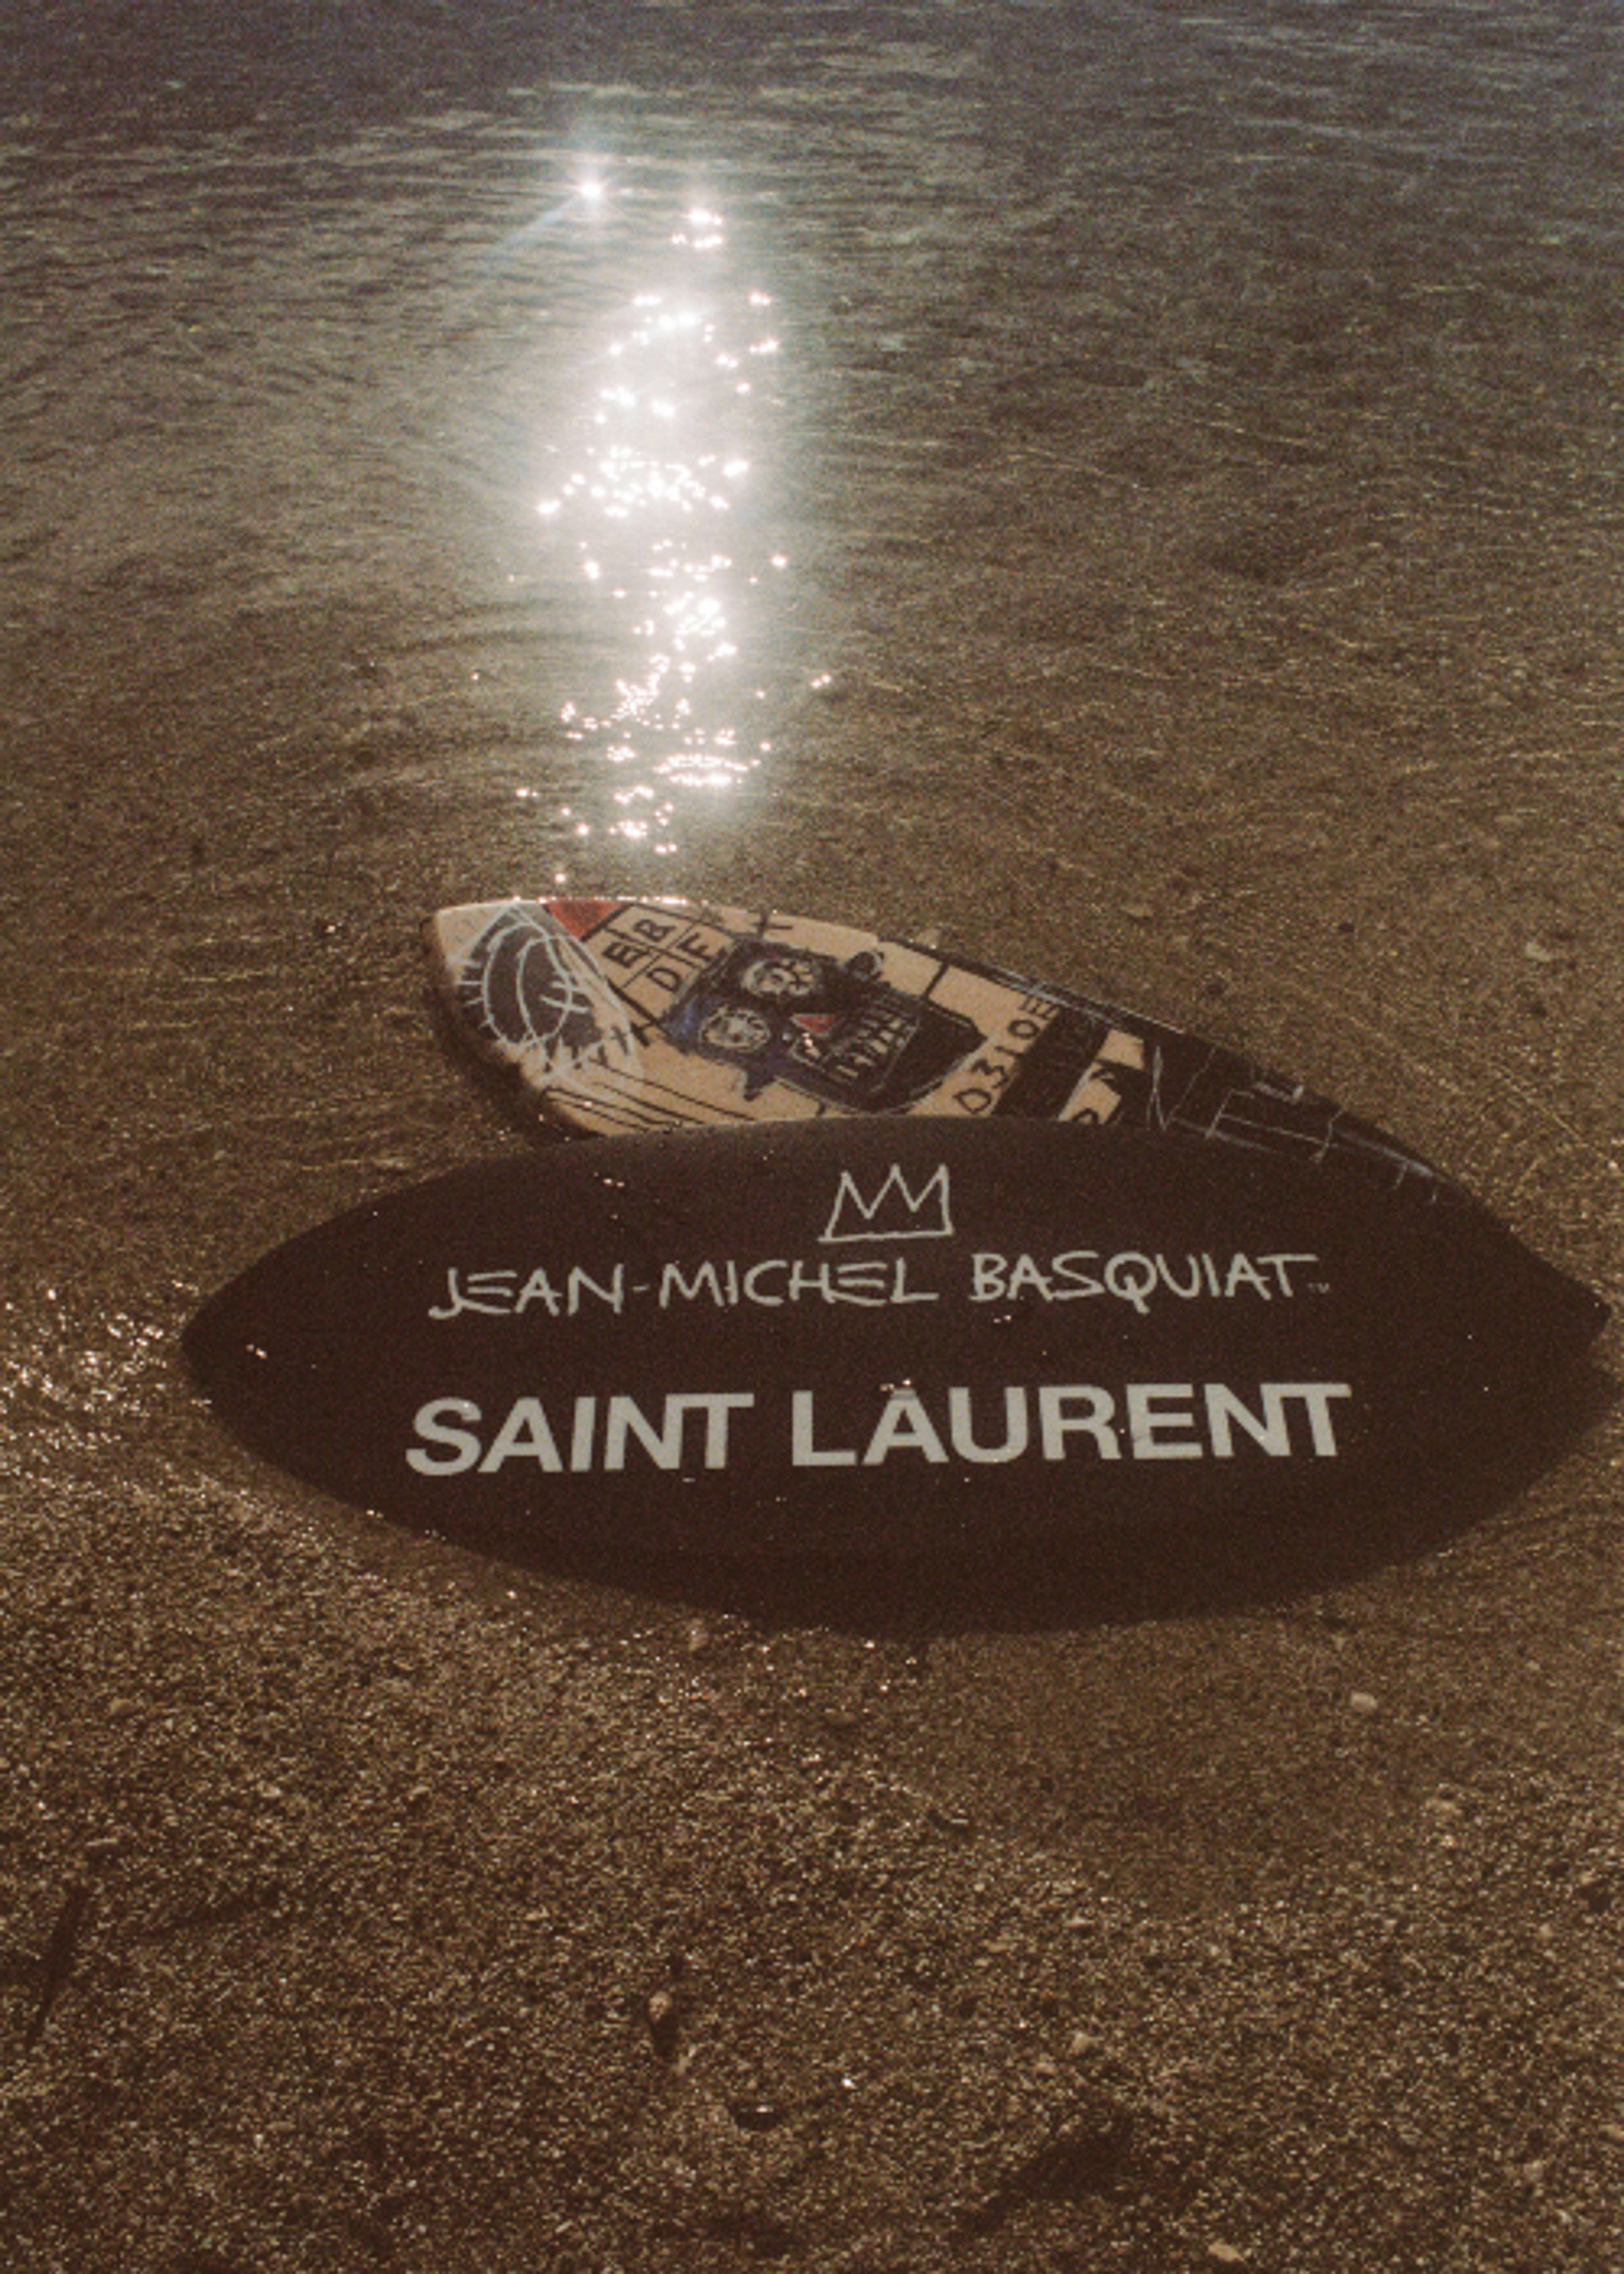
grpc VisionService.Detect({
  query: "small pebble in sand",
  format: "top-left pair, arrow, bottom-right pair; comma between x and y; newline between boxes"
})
646,1988 -> 681,2060
1348,1691 -> 1379,1716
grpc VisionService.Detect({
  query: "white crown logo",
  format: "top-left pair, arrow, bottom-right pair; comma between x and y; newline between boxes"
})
820,1162 -> 954,1244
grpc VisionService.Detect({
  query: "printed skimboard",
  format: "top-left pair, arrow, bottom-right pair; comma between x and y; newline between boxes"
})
424,896 -> 1462,1208
184,1119 -> 1607,1560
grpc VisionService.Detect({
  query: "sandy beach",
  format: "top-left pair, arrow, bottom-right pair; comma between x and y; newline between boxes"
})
2,5 -> 1621,2267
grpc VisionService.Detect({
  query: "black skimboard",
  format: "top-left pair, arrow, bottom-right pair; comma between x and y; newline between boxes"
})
184,1118 -> 1608,1560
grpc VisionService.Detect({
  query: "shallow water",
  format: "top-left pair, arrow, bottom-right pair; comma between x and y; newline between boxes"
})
3,0 -> 1621,1274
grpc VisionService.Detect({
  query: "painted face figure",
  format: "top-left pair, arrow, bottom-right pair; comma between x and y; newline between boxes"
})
667,942 -> 979,1105
698,1004 -> 777,1057
735,951 -> 825,1005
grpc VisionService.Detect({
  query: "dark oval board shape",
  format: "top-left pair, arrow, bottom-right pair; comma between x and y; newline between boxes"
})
184,1121 -> 1607,1559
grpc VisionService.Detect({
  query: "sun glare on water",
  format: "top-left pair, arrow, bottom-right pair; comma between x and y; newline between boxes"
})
525,182 -> 787,864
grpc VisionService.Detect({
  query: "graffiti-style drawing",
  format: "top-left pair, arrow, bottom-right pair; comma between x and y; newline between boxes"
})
425,896 -> 1464,1206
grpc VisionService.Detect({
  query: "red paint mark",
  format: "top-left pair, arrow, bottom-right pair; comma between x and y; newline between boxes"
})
545,898 -> 623,939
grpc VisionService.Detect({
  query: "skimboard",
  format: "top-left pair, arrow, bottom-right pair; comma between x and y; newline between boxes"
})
424,895 -> 1462,1208
184,1118 -> 1607,1560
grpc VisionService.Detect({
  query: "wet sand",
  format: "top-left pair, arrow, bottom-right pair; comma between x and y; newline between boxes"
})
2,5 -> 1621,2268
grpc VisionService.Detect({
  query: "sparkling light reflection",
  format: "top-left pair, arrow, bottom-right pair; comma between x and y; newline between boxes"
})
529,189 -> 784,861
